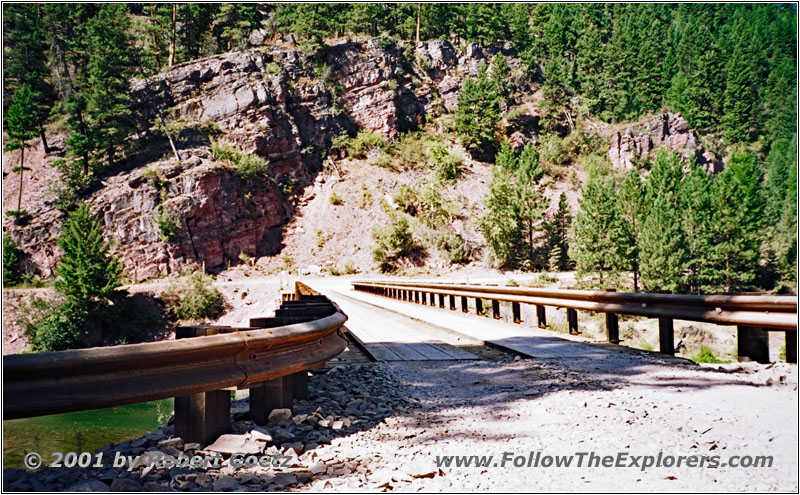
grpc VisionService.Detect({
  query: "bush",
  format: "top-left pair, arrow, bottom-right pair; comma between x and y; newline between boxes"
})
343,260 -> 358,274
371,216 -> 417,272
153,204 -> 180,242
3,234 -> 22,286
438,232 -> 469,263
429,143 -> 464,182
693,346 -> 727,364
28,302 -> 88,352
540,134 -> 567,168
329,192 -> 343,205
211,140 -> 269,179
393,184 -> 420,215
359,184 -> 372,209
161,269 -> 225,322
347,130 -> 387,159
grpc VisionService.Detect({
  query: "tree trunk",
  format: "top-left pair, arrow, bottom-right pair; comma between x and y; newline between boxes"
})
415,3 -> 421,43
168,3 -> 177,68
39,127 -> 50,154
17,147 -> 24,213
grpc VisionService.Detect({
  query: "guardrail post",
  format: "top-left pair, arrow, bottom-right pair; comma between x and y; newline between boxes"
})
476,298 -> 483,316
421,292 -> 426,304
250,376 -> 293,425
175,390 -> 231,446
606,313 -> 619,343
512,302 -> 521,323
786,332 -> 797,364
291,371 -> 309,400
461,296 -> 469,313
174,326 -> 232,445
492,300 -> 501,319
536,305 -> 546,328
449,295 -> 456,310
658,317 -> 675,355
414,291 -> 419,303
567,308 -> 579,334
737,326 -> 770,364
438,294 -> 445,308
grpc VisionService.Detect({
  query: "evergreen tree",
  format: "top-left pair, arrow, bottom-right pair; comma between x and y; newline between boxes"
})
617,169 -> 645,291
644,149 -> 683,210
3,235 -> 22,286
707,150 -> 765,292
54,204 -> 123,313
177,4 -> 217,61
4,85 -> 42,214
83,4 -> 134,167
455,64 -> 500,156
721,39 -> 754,144
546,192 -> 573,271
214,3 -> 261,51
678,163 -> 714,293
3,3 -> 54,151
639,193 -> 688,293
569,175 -> 625,285
489,53 -> 511,106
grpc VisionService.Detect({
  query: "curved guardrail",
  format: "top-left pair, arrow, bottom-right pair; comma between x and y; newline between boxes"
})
3,282 -> 347,428
352,280 -> 797,363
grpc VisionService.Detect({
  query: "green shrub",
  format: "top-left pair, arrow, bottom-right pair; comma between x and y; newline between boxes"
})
429,143 -> 464,182
693,346 -> 727,363
393,184 -> 420,215
348,130 -> 387,159
28,302 -> 88,352
359,184 -> 372,209
142,167 -> 166,189
540,134 -> 567,168
343,260 -> 358,274
211,140 -> 269,179
264,62 -> 281,75
438,232 -> 469,263
3,234 -> 22,286
153,204 -> 180,242
161,269 -> 225,322
371,216 -> 417,272
329,192 -> 343,205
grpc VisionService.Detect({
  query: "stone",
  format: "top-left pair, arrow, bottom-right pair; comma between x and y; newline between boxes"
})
282,442 -> 304,455
309,462 -> 328,475
268,408 -> 293,425
157,437 -> 184,450
249,428 -> 272,442
206,434 -> 262,455
271,429 -> 294,444
331,420 -> 344,430
183,443 -> 201,451
110,478 -> 144,492
272,473 -> 298,488
66,480 -> 110,492
212,476 -> 241,491
407,459 -> 438,479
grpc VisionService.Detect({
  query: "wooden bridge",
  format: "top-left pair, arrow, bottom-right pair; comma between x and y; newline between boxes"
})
3,279 -> 797,447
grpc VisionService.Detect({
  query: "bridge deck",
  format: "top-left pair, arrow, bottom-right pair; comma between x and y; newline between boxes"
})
327,287 -> 675,369
329,292 -> 478,361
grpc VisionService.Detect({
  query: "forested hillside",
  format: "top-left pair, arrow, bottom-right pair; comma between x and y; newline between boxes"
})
2,3 -> 797,305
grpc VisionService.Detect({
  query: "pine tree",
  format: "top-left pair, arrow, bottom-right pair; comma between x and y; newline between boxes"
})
3,3 -> 54,151
707,150 -> 765,292
83,4 -> 134,167
644,149 -> 683,210
214,3 -> 261,51
4,85 -> 42,214
617,169 -> 645,291
455,64 -> 500,156
678,163 -> 714,293
546,192 -> 573,271
489,53 -> 511,106
639,193 -> 688,293
177,4 -> 217,61
569,175 -> 625,285
721,40 -> 754,144
3,235 -> 22,286
55,204 -> 123,313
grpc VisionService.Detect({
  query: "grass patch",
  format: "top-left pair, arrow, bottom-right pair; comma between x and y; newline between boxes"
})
211,140 -> 269,180
693,346 -> 728,363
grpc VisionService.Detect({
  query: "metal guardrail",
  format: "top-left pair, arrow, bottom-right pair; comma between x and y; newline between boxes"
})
3,282 -> 347,443
352,280 -> 797,363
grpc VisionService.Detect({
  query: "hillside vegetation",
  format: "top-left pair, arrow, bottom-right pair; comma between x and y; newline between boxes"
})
2,3 -> 797,350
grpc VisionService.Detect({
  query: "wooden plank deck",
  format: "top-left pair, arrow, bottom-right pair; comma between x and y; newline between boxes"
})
331,294 -> 479,362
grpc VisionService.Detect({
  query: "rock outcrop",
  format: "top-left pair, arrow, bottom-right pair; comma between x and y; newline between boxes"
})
607,113 -> 723,173
7,40 -> 534,281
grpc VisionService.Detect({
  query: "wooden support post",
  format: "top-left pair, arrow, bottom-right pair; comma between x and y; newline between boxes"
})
737,326 -> 770,364
512,302 -> 521,323
786,332 -> 797,364
492,300 -> 501,319
536,305 -> 546,328
291,371 -> 308,400
421,292 -> 426,305
449,295 -> 456,310
175,390 -> 230,445
414,291 -> 419,304
567,308 -> 579,334
461,296 -> 468,313
606,313 -> 619,343
658,317 -> 675,356
438,294 -> 445,308
476,298 -> 483,316
250,376 -> 293,425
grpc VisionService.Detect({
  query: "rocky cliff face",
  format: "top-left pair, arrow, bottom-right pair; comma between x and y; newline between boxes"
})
7,40 -> 534,281
607,113 -> 723,173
